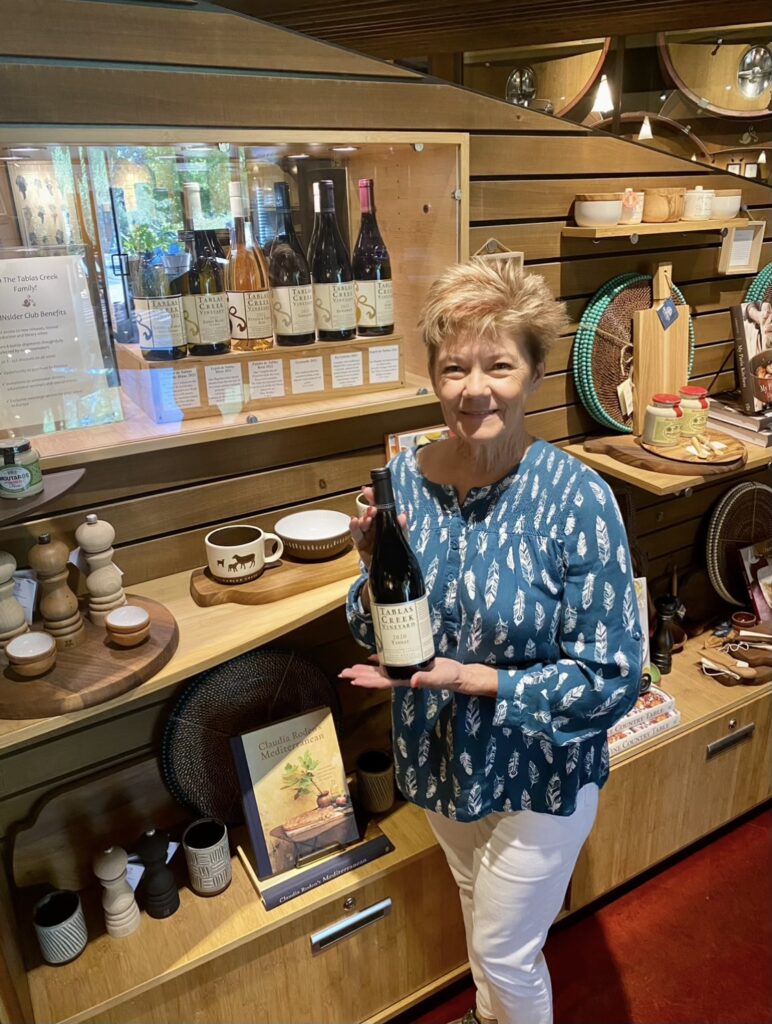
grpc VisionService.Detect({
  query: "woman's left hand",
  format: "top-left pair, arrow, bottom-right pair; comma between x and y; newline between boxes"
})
339,656 -> 497,697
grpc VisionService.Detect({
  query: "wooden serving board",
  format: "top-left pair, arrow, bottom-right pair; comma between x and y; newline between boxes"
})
190,549 -> 360,607
0,595 -> 178,720
583,435 -> 746,476
639,430 -> 746,465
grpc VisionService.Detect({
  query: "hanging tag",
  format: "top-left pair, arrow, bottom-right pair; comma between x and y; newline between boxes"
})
617,377 -> 634,417
68,546 -> 90,574
657,298 -> 679,330
12,572 -> 38,625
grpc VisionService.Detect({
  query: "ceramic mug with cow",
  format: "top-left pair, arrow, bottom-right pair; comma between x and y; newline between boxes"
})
204,524 -> 284,584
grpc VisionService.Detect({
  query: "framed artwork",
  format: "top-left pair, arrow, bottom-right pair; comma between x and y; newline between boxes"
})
8,161 -> 81,248
718,221 -> 765,276
385,423 -> 453,460
726,162 -> 742,175
744,163 -> 759,179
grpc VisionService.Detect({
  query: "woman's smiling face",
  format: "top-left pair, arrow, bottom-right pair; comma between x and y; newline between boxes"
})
433,332 -> 543,446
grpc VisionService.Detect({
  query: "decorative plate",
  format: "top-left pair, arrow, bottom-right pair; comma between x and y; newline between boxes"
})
706,482 -> 772,606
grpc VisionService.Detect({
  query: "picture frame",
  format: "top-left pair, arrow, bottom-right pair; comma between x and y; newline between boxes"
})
718,220 -> 765,276
385,423 -> 453,460
743,163 -> 759,179
726,162 -> 742,175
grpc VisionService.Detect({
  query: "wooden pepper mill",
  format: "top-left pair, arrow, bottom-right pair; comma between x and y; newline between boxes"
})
27,534 -> 85,649
93,845 -> 141,938
0,551 -> 29,650
74,514 -> 126,627
135,828 -> 179,919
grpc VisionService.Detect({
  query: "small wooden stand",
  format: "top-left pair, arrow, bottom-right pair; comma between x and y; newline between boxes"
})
632,263 -> 690,437
116,335 -> 405,424
189,550 -> 359,607
0,595 -> 178,719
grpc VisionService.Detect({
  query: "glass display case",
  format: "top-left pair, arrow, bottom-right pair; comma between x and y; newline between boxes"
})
0,132 -> 465,459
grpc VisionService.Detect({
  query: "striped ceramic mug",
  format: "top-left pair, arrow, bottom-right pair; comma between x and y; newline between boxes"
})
33,890 -> 88,965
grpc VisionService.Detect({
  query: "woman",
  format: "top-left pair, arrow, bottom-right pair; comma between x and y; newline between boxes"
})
341,259 -> 642,1024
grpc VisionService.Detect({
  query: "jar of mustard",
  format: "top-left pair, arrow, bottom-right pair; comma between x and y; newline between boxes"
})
678,385 -> 709,437
0,439 -> 43,500
643,394 -> 683,447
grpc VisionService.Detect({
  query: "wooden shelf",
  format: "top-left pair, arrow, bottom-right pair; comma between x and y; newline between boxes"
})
0,469 -> 85,525
563,439 -> 772,496
562,217 -> 749,239
0,567 -> 360,755
27,802 -> 435,1024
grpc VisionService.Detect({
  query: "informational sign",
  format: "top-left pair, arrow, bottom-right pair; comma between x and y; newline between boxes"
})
0,254 -> 121,433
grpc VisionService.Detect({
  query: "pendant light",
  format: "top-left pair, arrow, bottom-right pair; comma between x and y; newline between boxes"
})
591,74 -> 613,114
637,115 -> 653,141
759,151 -> 767,164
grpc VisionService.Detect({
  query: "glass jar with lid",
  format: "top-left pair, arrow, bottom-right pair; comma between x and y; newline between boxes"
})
0,439 -> 43,500
678,385 -> 709,437
643,394 -> 683,447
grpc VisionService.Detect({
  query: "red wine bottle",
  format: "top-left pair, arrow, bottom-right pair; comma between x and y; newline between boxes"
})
353,179 -> 394,337
311,179 -> 356,342
268,182 -> 316,346
369,468 -> 435,680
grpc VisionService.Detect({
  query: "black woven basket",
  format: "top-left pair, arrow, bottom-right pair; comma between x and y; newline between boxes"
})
161,648 -> 341,824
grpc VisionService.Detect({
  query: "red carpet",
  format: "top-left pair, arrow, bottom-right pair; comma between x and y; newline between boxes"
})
398,806 -> 771,1024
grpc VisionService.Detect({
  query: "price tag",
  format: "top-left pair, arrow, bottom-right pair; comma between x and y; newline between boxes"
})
68,546 -> 90,574
125,841 -> 179,892
657,298 -> 679,331
12,572 -> 37,624
617,377 -> 634,417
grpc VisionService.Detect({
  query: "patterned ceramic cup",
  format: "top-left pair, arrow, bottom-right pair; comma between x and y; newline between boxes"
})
204,525 -> 283,585
182,818 -> 232,896
355,750 -> 395,815
33,890 -> 88,965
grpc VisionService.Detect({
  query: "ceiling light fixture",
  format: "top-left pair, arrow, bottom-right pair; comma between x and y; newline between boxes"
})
637,115 -> 653,141
332,146 -> 359,152
591,74 -> 613,114
759,151 -> 767,164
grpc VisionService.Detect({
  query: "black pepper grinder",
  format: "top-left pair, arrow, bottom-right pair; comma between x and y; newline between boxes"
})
136,828 -> 179,919
651,595 -> 678,675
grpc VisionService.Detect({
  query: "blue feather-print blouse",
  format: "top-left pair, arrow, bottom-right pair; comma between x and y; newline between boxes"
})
346,440 -> 643,821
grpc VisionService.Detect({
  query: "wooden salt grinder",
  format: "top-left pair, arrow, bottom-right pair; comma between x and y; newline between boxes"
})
0,551 -> 29,651
74,513 -> 126,626
93,845 -> 141,938
27,533 -> 85,649
135,828 -> 179,919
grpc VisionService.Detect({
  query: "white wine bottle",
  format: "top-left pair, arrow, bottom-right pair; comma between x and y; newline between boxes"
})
369,468 -> 435,680
177,182 -> 231,356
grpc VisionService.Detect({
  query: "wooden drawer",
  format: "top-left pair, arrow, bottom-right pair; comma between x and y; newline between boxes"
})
91,846 -> 467,1024
570,691 -> 772,911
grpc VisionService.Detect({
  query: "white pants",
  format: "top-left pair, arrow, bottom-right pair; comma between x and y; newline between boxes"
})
426,783 -> 599,1024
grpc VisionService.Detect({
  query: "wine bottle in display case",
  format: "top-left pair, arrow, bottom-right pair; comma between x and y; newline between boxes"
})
311,179 -> 357,342
369,468 -> 436,681
307,180 -> 321,266
268,181 -> 316,347
131,252 -> 187,361
175,183 -> 231,356
353,179 -> 394,337
226,183 -> 273,352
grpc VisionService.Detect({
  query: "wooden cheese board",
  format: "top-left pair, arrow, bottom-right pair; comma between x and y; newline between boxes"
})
583,435 -> 747,476
0,595 -> 178,719
189,548 -> 360,607
639,431 -> 746,465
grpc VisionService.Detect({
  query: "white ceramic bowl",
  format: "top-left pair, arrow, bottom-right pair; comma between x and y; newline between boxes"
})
6,631 -> 55,663
711,191 -> 742,220
105,605 -> 150,634
574,197 -> 623,227
274,510 -> 353,561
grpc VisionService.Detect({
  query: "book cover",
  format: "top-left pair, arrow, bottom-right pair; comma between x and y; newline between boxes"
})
231,707 -> 359,881
708,390 -> 772,431
730,302 -> 772,415
706,418 -> 772,447
609,708 -> 681,756
738,541 -> 772,625
237,823 -> 394,910
612,685 -> 675,733
633,577 -> 650,667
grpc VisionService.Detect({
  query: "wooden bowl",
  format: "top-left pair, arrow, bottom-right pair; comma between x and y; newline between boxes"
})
105,605 -> 151,634
5,631 -> 55,665
274,510 -> 353,561
642,188 -> 685,223
108,623 -> 151,648
11,651 -> 57,678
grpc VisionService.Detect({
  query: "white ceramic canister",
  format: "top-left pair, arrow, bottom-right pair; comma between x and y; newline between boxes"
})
682,186 -> 715,221
620,187 -> 645,225
678,385 -> 709,437
711,189 -> 742,220
642,393 -> 683,447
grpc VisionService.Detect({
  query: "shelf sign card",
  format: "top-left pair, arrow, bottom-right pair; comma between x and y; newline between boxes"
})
368,344 -> 400,385
0,254 -> 121,433
290,356 -> 324,395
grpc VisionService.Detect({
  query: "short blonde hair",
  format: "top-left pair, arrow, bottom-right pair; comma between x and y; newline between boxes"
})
419,258 -> 568,375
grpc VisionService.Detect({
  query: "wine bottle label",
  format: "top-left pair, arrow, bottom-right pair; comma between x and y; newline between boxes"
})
271,285 -> 315,336
355,280 -> 394,328
313,281 -> 357,332
181,293 -> 230,346
227,290 -> 273,340
372,595 -> 435,667
134,295 -> 186,350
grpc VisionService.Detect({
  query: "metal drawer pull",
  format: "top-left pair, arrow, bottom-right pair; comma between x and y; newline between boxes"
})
310,898 -> 392,954
707,723 -> 755,759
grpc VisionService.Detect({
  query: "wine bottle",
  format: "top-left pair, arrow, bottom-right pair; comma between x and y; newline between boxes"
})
353,179 -> 394,337
369,468 -> 435,680
132,252 -> 187,361
307,180 -> 321,266
176,184 -> 231,356
226,183 -> 273,352
311,179 -> 356,342
268,181 -> 316,347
